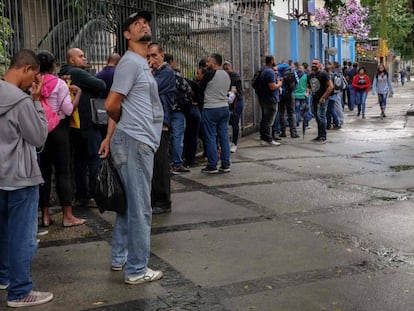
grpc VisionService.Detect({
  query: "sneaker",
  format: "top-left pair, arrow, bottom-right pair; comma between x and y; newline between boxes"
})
230,143 -> 237,153
291,134 -> 299,138
37,228 -> 49,236
383,113 -> 387,118
171,166 -> 191,175
201,166 -> 218,174
260,140 -> 280,146
315,137 -> 327,144
312,136 -> 320,141
7,291 -> 53,308
362,114 -> 366,119
279,133 -> 287,138
0,283 -> 8,290
111,261 -> 127,271
125,268 -> 163,285
219,166 -> 231,173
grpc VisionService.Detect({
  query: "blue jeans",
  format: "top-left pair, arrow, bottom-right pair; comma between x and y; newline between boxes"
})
110,129 -> 154,277
229,98 -> 244,145
355,91 -> 367,114
327,95 -> 340,128
312,99 -> 328,138
0,186 -> 38,301
201,107 -> 231,169
170,111 -> 186,168
378,93 -> 388,108
295,99 -> 306,123
348,85 -> 356,110
183,106 -> 201,166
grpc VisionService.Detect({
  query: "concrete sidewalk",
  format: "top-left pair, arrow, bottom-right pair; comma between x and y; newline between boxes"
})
2,82 -> 414,311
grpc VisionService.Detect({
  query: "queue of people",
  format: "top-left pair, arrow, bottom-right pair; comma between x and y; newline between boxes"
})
0,8 -> 401,307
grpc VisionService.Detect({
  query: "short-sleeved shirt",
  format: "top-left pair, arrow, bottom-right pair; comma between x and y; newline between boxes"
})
259,67 -> 279,102
307,71 -> 330,103
111,51 -> 164,152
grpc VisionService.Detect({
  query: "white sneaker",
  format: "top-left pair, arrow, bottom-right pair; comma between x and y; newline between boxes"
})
230,143 -> 237,153
125,268 -> 163,285
0,283 -> 8,290
7,290 -> 53,307
260,140 -> 280,146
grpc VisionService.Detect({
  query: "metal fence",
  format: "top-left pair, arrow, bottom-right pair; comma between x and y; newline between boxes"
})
0,0 -> 263,132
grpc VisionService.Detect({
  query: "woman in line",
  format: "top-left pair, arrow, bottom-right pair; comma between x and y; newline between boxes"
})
352,66 -> 371,119
372,64 -> 394,119
37,50 -> 86,227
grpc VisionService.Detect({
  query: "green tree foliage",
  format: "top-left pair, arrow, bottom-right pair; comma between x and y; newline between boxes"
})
0,3 -> 13,75
361,0 -> 414,59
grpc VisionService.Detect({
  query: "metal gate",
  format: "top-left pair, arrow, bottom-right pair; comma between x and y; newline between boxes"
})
0,0 -> 262,133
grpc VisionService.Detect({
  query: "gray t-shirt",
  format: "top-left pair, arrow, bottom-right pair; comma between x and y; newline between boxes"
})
111,51 -> 164,151
203,69 -> 231,109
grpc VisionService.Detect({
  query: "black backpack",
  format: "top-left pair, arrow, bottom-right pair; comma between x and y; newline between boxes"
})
251,69 -> 263,93
174,73 -> 193,115
283,67 -> 297,92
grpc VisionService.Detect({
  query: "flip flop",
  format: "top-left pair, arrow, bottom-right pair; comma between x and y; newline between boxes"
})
62,219 -> 86,227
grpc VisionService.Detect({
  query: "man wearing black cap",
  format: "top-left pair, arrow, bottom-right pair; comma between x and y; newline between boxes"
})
99,11 -> 164,285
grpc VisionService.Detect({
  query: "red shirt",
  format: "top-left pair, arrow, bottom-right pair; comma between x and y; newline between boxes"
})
352,74 -> 371,93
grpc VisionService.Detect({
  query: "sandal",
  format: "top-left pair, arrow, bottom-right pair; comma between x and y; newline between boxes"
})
62,218 -> 86,227
41,218 -> 53,227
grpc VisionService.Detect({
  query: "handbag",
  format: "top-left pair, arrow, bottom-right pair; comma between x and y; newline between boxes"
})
90,98 -> 108,125
94,157 -> 126,214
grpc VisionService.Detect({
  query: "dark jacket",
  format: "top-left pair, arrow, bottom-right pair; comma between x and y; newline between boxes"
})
153,63 -> 176,127
58,64 -> 106,130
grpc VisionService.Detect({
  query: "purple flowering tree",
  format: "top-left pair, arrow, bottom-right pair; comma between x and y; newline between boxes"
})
314,0 -> 371,39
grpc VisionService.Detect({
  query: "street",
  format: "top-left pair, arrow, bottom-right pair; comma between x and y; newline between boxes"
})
2,82 -> 414,311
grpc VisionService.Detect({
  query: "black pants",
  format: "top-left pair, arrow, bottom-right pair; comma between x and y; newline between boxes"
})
258,97 -> 277,142
278,93 -> 297,136
39,119 -> 72,206
151,130 -> 171,210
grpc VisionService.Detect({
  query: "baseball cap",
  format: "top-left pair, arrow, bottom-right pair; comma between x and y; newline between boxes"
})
122,11 -> 152,32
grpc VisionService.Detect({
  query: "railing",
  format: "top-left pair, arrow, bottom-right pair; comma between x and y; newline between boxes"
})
1,0 -> 263,132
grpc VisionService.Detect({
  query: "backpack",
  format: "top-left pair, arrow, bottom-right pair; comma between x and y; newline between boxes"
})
40,97 -> 60,133
332,71 -> 347,92
174,73 -> 193,115
283,67 -> 297,92
251,69 -> 263,93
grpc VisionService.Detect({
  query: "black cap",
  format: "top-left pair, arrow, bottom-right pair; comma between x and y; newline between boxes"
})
122,11 -> 152,32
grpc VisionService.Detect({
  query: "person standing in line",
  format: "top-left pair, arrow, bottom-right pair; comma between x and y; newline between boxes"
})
58,48 -> 106,207
0,49 -> 53,307
36,50 -> 86,228
98,11 -> 164,284
306,59 -> 334,144
147,42 -> 175,214
345,62 -> 358,111
372,64 -> 394,119
277,59 -> 299,139
95,52 -> 121,138
164,53 -> 192,174
352,66 -> 371,119
199,53 -> 232,173
222,61 -> 244,153
256,55 -> 282,146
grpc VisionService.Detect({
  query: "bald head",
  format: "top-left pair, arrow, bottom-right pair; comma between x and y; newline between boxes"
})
67,48 -> 88,68
107,53 -> 121,66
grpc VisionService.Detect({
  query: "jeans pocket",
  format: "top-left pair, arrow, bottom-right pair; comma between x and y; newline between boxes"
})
110,130 -> 128,168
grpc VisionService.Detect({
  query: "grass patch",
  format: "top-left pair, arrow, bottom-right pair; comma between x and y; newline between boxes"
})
390,165 -> 414,172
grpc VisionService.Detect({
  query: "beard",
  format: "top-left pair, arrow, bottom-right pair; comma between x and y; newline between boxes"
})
139,34 -> 152,42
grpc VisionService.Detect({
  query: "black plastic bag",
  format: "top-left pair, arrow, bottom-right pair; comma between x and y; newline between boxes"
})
94,157 -> 126,214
